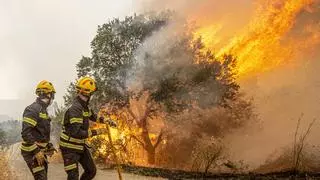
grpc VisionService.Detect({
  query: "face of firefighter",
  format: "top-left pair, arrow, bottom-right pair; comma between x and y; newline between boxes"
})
41,93 -> 55,106
79,93 -> 91,103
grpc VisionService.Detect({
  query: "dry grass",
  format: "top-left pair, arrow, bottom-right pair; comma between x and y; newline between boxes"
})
0,151 -> 16,179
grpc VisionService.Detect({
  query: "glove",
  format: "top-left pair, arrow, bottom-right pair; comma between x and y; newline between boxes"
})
90,128 -> 108,137
99,116 -> 117,128
47,142 -> 54,149
44,143 -> 57,157
96,128 -> 108,135
34,151 -> 46,166
106,119 -> 117,128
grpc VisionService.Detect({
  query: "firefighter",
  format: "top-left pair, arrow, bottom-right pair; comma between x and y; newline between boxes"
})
21,80 -> 56,180
60,76 -> 116,180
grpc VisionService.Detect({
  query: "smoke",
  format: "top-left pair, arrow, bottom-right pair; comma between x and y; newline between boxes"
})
135,0 -> 255,49
226,50 -> 320,169
126,18 -> 190,92
133,0 -> 320,170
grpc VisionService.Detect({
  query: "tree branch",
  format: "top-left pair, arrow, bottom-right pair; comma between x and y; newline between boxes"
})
127,108 -> 139,125
140,105 -> 151,128
131,134 -> 145,147
154,129 -> 164,148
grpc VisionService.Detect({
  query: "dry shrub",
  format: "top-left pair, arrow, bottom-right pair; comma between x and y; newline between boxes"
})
191,137 -> 224,173
256,116 -> 319,173
0,151 -> 16,179
256,145 -> 320,173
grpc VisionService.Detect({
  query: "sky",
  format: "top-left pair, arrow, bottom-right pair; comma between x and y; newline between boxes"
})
0,0 -> 134,118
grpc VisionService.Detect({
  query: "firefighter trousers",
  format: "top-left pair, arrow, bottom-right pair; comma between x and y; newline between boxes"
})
21,151 -> 48,180
61,147 -> 97,180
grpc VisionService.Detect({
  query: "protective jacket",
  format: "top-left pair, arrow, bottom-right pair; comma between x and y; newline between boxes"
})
59,96 -> 101,153
21,98 -> 51,154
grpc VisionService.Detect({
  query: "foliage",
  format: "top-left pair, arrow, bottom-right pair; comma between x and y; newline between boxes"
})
0,129 -> 6,146
0,120 -> 21,147
64,12 -> 172,108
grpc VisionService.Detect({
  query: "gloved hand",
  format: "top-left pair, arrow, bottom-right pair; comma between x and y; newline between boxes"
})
47,142 -> 54,149
99,116 -> 117,128
44,143 -> 57,157
96,128 -> 108,135
106,119 -> 117,128
35,151 -> 46,166
90,128 -> 108,137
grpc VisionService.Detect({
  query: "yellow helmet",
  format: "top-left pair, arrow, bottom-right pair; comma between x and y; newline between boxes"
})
76,77 -> 97,96
36,80 -> 56,96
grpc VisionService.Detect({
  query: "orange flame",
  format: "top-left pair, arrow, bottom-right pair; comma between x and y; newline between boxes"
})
194,0 -> 320,78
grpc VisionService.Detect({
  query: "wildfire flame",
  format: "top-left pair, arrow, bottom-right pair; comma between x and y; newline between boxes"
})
89,110 -> 163,166
194,0 -> 320,78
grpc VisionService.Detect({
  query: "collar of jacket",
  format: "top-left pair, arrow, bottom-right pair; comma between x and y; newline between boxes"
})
75,96 -> 89,108
36,97 -> 49,109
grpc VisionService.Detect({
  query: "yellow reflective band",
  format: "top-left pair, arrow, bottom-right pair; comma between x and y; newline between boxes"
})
22,141 -> 47,148
59,141 -> 84,151
23,117 -> 37,126
39,113 -> 49,119
64,163 -> 77,171
70,118 -> 83,124
32,166 -> 45,173
85,140 -> 91,148
60,132 -> 85,144
82,111 -> 92,117
20,143 -> 38,152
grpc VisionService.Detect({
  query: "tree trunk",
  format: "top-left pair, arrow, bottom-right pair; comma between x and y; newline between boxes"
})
141,129 -> 156,164
146,146 -> 156,164
128,101 -> 159,165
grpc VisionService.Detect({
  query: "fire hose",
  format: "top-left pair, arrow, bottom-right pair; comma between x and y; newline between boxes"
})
104,115 -> 123,180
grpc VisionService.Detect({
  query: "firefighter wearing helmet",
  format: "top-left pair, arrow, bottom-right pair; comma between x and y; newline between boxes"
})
59,77 -> 116,180
21,80 -> 57,180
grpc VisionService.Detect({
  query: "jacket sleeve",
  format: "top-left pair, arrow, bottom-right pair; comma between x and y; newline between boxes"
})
65,107 -> 91,139
89,109 -> 98,122
21,106 -> 41,152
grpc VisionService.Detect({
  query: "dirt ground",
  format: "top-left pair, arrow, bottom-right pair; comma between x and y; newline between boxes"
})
6,143 -> 164,180
14,163 -> 165,180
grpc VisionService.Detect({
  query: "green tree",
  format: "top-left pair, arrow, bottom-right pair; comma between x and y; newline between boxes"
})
65,12 -> 241,164
0,120 -> 21,147
0,129 -> 6,146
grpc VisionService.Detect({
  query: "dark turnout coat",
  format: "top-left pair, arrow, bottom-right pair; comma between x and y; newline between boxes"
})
59,96 -> 101,153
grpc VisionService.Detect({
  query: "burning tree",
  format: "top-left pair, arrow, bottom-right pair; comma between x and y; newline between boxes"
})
65,11 -> 251,166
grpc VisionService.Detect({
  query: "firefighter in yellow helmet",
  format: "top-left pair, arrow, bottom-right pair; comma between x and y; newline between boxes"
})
59,77 -> 116,180
21,80 -> 56,180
